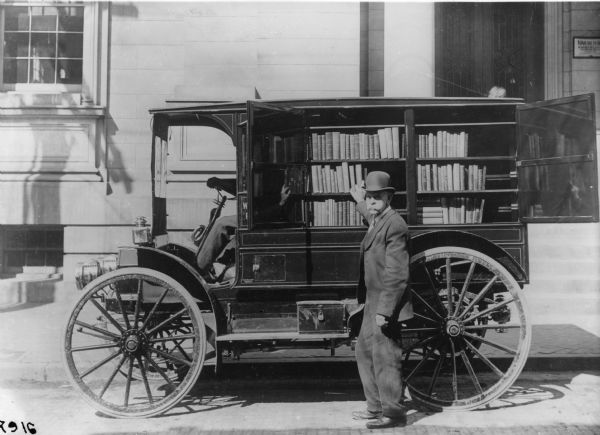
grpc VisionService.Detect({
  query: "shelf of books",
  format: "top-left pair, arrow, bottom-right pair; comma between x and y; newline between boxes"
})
412,124 -> 517,225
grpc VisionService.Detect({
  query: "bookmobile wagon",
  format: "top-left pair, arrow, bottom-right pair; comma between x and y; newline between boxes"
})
64,94 -> 598,418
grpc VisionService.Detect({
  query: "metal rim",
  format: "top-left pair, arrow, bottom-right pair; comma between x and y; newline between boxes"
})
63,267 -> 206,418
403,247 -> 531,410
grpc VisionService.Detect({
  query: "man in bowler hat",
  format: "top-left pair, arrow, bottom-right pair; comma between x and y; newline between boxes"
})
349,171 -> 413,429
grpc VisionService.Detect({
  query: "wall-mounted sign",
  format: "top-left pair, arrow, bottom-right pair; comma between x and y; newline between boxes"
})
573,37 -> 600,58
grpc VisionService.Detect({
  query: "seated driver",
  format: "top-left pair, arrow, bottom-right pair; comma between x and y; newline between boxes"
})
196,184 -> 291,280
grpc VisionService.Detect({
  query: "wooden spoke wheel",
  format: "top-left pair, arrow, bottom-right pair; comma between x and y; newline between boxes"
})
63,268 -> 206,418
402,247 -> 531,411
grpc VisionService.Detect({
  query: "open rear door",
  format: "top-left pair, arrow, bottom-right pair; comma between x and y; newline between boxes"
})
247,101 -> 306,229
516,93 -> 599,222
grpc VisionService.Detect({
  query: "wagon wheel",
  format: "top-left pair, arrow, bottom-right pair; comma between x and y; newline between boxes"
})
402,247 -> 531,411
63,267 -> 206,418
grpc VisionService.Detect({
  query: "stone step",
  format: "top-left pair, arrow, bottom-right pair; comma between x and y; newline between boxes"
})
22,266 -> 58,274
527,223 -> 599,237
0,277 -> 64,306
529,260 -> 600,277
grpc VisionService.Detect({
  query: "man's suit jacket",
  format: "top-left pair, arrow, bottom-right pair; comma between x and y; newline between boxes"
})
356,202 -> 413,322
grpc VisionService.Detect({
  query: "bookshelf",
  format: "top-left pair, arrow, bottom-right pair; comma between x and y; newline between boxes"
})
247,96 -> 597,230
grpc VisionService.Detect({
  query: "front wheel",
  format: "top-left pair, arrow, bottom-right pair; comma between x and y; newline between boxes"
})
402,247 -> 531,411
63,267 -> 206,418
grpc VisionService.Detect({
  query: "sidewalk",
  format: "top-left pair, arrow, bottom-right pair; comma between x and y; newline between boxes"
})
0,281 -> 599,384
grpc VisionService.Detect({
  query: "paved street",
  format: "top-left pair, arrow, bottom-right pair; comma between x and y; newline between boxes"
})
1,371 -> 599,434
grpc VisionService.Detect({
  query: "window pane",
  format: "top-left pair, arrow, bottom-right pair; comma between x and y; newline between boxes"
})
6,231 -> 26,248
6,251 -> 25,268
58,7 -> 84,32
25,251 -> 45,266
3,59 -> 28,83
46,230 -> 63,249
27,231 -> 45,248
57,59 -> 82,84
4,7 -> 29,31
30,58 -> 56,83
58,33 -> 83,58
3,32 -> 30,57
31,33 -> 56,58
30,6 -> 58,31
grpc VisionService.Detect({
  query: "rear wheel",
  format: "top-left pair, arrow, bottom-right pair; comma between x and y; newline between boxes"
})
63,267 -> 206,418
403,247 -> 531,410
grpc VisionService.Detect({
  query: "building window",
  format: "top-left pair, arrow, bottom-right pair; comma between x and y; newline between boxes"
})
0,226 -> 64,276
3,5 -> 83,89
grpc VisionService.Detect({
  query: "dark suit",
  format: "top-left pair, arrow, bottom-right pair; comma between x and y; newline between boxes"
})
355,201 -> 412,419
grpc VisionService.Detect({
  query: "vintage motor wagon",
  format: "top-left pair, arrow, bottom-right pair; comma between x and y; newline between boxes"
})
64,95 -> 598,417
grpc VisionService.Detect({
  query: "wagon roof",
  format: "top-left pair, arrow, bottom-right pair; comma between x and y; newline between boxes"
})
149,96 -> 524,119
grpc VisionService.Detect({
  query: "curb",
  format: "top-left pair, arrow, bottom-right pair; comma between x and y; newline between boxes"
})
2,355 -> 600,385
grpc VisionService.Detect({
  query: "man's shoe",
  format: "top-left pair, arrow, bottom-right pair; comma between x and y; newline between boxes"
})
352,410 -> 381,420
365,416 -> 407,429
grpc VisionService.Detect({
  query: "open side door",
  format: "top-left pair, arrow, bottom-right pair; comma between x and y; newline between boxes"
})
516,93 -> 599,223
247,101 -> 306,229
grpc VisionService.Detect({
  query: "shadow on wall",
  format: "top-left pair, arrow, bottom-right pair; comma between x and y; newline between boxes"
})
104,117 -> 133,196
110,2 -> 139,18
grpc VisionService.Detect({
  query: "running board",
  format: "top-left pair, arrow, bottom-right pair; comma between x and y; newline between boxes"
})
216,331 -> 350,342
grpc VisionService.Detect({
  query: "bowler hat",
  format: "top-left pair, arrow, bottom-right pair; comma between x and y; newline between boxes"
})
365,171 -> 395,193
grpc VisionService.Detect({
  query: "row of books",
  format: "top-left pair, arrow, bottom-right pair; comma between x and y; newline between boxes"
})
417,163 -> 486,192
310,128 -> 407,161
310,199 -> 364,227
417,131 -> 469,158
417,198 -> 485,224
254,134 -> 305,163
310,162 -> 368,194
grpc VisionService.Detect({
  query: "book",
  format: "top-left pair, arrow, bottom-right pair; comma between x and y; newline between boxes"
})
325,132 -> 333,160
378,129 -> 388,158
341,161 -> 350,191
332,132 -> 341,160
392,128 -> 400,158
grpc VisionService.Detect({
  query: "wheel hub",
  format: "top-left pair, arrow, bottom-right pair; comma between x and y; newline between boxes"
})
445,318 -> 463,337
121,329 -> 148,356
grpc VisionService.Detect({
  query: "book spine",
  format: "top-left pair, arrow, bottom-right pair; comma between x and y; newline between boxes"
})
392,128 -> 400,159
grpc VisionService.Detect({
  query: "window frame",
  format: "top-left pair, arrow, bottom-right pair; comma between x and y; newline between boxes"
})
0,1 -> 102,103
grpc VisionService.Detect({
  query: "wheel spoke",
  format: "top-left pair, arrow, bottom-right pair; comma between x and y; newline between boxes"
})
133,279 -> 143,326
75,320 -> 121,340
413,312 -> 440,325
449,339 -> 458,401
149,333 -> 196,344
405,346 -> 437,382
446,257 -> 453,315
124,357 -> 134,407
421,261 -> 446,313
71,343 -> 121,353
463,297 -> 514,324
464,324 -> 521,330
400,327 -> 438,333
404,333 -> 440,353
114,286 -> 132,330
144,354 -> 177,389
136,356 -> 154,404
140,288 -> 170,331
80,350 -> 121,379
99,355 -> 127,399
461,337 -> 504,377
147,308 -> 188,335
460,350 -> 483,394
151,346 -> 193,367
427,345 -> 446,397
411,289 -> 443,320
457,275 -> 498,320
463,331 -> 517,355
453,261 -> 476,316
91,299 -> 125,334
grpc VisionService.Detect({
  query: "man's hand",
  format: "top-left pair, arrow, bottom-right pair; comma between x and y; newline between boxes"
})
279,184 -> 291,206
350,183 -> 366,203
375,314 -> 388,327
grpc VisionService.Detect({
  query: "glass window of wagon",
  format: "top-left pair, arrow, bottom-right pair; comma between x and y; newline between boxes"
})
2,4 -> 84,91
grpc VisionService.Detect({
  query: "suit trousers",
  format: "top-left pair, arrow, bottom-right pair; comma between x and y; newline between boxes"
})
196,214 -> 237,272
355,314 -> 406,419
